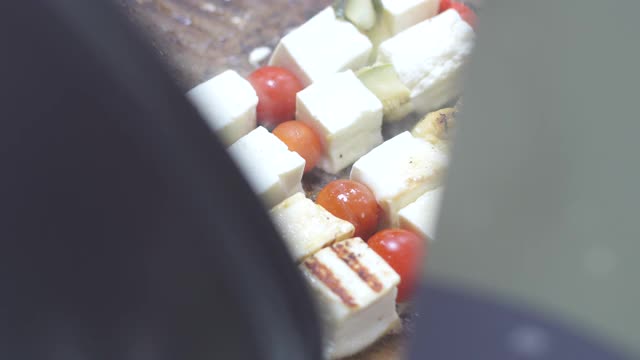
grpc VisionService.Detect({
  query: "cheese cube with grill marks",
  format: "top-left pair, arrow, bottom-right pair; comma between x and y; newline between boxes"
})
300,238 -> 400,359
270,193 -> 355,262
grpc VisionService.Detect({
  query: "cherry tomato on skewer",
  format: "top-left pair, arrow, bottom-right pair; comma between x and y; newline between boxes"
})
368,229 -> 426,302
248,66 -> 304,127
273,121 -> 323,173
316,180 -> 380,239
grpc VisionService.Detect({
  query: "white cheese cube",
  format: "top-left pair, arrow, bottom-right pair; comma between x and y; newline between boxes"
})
186,70 -> 258,146
270,193 -> 355,262
410,47 -> 470,114
350,132 -> 447,227
297,71 -> 383,174
399,187 -> 443,241
377,9 -> 475,113
228,127 -> 305,208
300,238 -> 400,359
380,0 -> 440,35
269,7 -> 373,86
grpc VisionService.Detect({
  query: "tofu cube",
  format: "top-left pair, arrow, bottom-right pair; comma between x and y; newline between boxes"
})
380,0 -> 440,35
297,71 -> 383,174
378,10 -> 475,113
350,132 -> 447,227
300,238 -> 401,359
186,70 -> 258,146
399,187 -> 444,241
269,7 -> 373,87
228,127 -> 305,208
270,193 -> 355,262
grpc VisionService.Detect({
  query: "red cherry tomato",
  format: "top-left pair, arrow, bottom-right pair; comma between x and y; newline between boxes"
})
273,121 -> 323,173
439,0 -> 452,13
248,66 -> 304,127
316,180 -> 380,239
368,229 -> 425,302
449,2 -> 477,29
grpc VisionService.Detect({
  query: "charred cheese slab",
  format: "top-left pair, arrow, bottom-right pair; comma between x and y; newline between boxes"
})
300,238 -> 401,359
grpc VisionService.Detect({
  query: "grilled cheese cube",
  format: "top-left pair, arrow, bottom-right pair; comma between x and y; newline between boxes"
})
186,70 -> 258,146
399,187 -> 443,241
297,71 -> 383,174
378,9 -> 475,114
380,0 -> 440,35
350,132 -> 447,227
228,127 -> 305,208
270,193 -> 355,262
300,238 -> 401,359
269,7 -> 373,86
412,107 -> 457,148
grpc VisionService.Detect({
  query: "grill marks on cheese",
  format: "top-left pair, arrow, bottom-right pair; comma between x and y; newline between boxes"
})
304,241 -> 386,308
301,238 -> 401,358
331,242 -> 384,293
303,257 -> 358,308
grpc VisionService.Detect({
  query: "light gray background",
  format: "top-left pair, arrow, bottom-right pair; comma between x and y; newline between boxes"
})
429,0 -> 640,356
